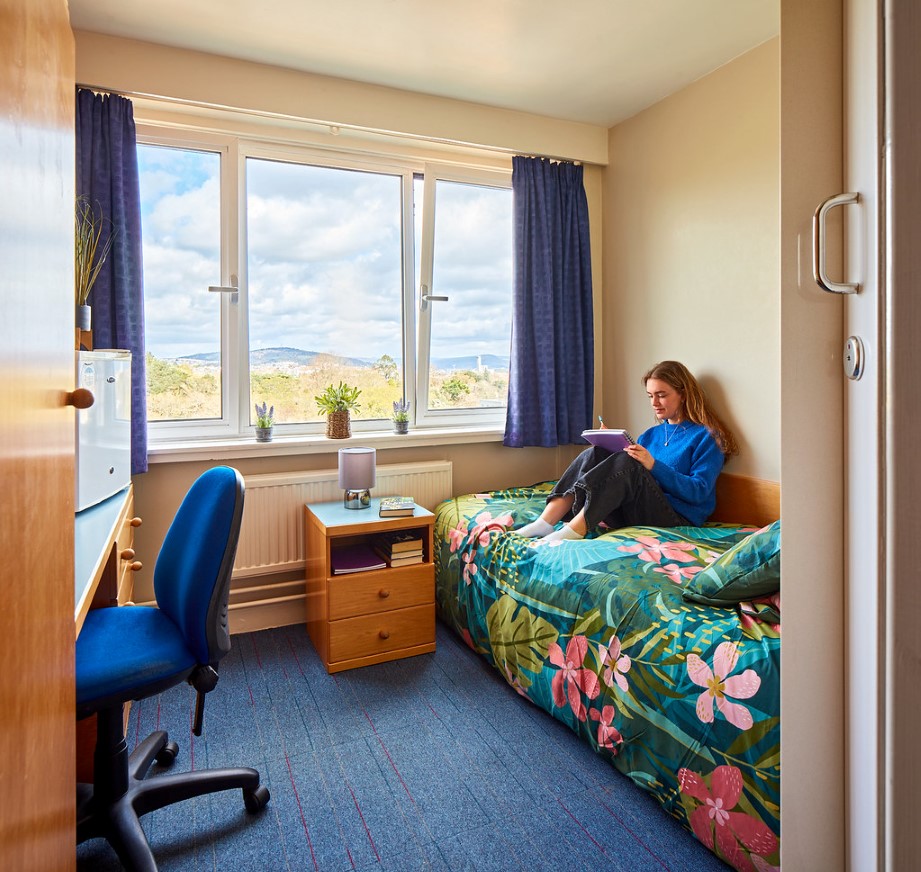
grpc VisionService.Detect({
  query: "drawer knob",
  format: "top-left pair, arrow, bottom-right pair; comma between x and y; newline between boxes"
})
378,629 -> 390,640
378,588 -> 390,599
120,548 -> 135,560
130,517 -> 143,528
128,561 -> 143,572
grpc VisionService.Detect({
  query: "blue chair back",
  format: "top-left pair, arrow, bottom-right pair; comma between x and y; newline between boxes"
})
153,466 -> 244,666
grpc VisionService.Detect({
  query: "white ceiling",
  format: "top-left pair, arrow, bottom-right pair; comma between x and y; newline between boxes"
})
68,0 -> 778,128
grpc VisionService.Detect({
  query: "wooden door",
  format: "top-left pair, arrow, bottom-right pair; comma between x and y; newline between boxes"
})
0,2 -> 77,869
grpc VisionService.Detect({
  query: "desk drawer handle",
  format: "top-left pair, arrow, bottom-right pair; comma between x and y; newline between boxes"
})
129,517 -> 143,528
378,588 -> 390,599
378,629 -> 390,640
120,548 -> 135,560
128,561 -> 143,572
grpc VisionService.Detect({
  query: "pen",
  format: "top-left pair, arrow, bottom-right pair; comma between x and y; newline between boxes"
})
597,415 -> 604,427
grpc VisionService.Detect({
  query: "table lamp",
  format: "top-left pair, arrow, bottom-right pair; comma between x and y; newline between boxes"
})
338,446 -> 376,509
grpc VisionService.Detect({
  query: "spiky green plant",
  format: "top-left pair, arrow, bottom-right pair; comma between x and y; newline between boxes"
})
75,197 -> 116,306
315,381 -> 362,415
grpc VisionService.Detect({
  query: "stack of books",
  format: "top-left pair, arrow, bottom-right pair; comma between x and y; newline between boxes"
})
372,530 -> 424,567
378,496 -> 416,517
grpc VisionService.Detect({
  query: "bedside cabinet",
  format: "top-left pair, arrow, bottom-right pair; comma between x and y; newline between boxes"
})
304,499 -> 435,673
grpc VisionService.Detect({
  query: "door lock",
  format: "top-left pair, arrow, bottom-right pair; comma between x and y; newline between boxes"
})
844,336 -> 864,380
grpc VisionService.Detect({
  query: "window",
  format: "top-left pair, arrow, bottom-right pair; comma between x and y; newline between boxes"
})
136,128 -> 512,440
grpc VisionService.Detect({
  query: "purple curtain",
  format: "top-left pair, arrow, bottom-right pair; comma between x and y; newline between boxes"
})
76,89 -> 147,475
504,157 -> 594,447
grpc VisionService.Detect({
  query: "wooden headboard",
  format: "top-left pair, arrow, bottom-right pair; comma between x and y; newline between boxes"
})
711,473 -> 780,528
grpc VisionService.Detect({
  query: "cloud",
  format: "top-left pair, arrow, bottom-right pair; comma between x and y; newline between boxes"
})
139,147 -> 513,363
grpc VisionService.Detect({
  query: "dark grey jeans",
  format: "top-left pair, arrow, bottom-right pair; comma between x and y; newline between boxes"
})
548,447 -> 687,530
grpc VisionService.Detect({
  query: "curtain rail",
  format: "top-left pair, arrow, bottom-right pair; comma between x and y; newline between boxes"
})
75,82 -> 581,166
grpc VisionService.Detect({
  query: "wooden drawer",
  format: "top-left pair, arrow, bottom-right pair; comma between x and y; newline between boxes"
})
328,565 -> 433,620
115,497 -> 141,605
328,604 -> 434,663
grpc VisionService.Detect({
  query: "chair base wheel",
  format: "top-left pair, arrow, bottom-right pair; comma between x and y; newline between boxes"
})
155,740 -> 179,767
244,784 -> 270,813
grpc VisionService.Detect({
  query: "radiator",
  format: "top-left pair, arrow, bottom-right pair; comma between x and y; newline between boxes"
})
233,460 -> 453,579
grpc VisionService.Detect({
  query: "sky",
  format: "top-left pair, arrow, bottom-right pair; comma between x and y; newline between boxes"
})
137,144 -> 513,365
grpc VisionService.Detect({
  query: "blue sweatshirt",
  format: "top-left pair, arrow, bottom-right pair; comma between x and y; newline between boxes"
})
637,422 -> 724,526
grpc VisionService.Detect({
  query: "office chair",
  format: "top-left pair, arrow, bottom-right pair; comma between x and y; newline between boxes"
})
75,466 -> 269,871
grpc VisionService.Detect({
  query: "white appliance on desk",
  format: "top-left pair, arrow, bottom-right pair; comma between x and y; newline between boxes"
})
76,350 -> 132,512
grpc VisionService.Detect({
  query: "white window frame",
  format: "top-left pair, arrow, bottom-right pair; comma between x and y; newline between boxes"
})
136,125 -> 512,443
414,162 -> 512,429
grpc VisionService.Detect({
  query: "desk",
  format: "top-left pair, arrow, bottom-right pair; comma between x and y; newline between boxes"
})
74,484 -> 141,781
75,484 -> 140,638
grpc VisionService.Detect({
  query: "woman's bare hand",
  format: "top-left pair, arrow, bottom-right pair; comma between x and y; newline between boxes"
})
625,443 -> 654,470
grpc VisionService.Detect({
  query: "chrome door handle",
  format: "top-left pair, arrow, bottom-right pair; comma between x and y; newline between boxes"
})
812,192 -> 860,294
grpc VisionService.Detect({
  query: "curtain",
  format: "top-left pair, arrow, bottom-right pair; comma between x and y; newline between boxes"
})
75,89 -> 147,475
504,157 -> 594,447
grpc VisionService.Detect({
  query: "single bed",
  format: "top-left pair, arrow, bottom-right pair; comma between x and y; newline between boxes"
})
433,473 -> 781,872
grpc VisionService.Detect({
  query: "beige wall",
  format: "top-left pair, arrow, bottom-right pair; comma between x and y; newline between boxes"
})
74,31 -> 608,165
603,39 -> 780,480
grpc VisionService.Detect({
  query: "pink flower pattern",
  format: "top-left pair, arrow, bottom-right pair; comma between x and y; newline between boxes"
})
686,641 -> 761,730
597,634 -> 631,692
654,562 -> 704,585
461,551 -> 478,586
548,636 -> 600,722
448,522 -> 469,553
589,705 -> 623,752
678,765 -> 778,872
618,535 -> 698,564
467,511 -> 513,548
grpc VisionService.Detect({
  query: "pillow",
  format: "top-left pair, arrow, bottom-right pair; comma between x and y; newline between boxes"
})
682,520 -> 780,607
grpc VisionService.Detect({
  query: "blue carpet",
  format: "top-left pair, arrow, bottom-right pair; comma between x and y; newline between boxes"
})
77,622 -> 728,871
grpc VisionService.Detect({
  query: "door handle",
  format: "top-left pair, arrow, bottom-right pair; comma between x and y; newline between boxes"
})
812,192 -> 860,294
65,388 -> 95,409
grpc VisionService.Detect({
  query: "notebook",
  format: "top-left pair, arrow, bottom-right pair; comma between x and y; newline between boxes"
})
580,428 -> 635,452
330,543 -> 388,575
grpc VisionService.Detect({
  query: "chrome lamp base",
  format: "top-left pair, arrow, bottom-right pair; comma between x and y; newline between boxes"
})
343,488 -> 371,510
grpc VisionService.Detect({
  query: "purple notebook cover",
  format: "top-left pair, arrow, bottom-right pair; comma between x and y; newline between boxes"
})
581,428 -> 635,452
331,543 -> 387,574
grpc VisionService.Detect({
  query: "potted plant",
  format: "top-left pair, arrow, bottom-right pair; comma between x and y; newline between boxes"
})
315,382 -> 361,439
254,402 -> 275,442
74,196 -> 116,334
391,399 -> 410,434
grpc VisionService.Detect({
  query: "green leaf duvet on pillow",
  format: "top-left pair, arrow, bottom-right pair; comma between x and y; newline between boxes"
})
682,520 -> 781,607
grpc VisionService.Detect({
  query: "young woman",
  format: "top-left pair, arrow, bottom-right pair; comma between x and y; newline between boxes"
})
516,360 -> 738,544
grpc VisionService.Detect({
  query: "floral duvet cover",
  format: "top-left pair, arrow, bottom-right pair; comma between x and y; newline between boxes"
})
434,483 -> 780,872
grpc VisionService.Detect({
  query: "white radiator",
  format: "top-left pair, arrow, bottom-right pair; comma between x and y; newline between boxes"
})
234,460 -> 453,579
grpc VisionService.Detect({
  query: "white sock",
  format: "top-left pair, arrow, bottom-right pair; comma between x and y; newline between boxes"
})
532,524 -> 584,546
514,518 -> 555,538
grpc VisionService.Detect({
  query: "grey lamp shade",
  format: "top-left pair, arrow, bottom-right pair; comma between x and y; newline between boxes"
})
337,447 -> 376,490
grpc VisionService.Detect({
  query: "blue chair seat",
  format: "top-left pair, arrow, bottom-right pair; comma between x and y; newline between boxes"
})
76,605 -> 197,710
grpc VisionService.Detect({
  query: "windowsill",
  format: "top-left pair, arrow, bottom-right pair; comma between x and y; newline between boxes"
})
147,425 -> 507,464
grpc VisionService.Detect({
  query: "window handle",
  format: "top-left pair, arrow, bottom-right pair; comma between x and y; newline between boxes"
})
420,284 -> 449,311
208,274 -> 239,300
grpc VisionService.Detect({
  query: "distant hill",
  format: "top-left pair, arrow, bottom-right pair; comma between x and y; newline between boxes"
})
171,347 -> 509,371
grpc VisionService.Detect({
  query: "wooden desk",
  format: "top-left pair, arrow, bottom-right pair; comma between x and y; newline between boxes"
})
74,484 -> 141,638
74,484 -> 141,781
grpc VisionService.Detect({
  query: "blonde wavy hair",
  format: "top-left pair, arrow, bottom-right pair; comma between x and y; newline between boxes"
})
642,361 -> 739,456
